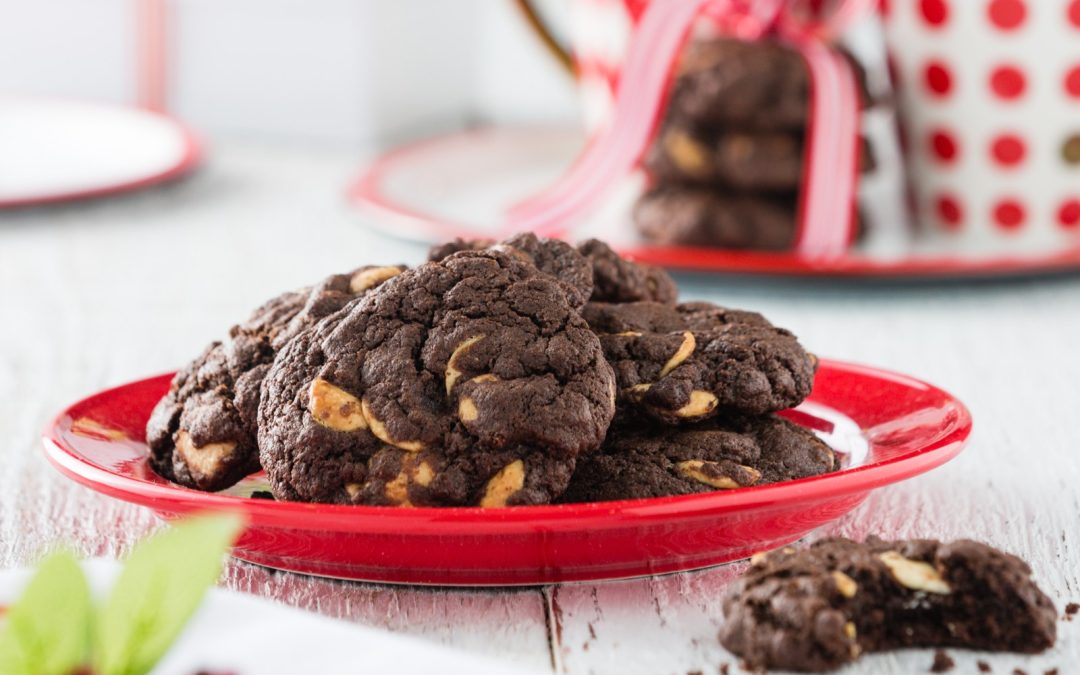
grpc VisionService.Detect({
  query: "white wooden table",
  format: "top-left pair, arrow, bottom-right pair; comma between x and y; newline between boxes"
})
2,144 -> 1079,674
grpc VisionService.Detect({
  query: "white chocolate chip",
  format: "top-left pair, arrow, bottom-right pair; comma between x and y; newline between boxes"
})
659,331 -> 695,377
349,266 -> 401,294
345,482 -> 362,500
664,129 -> 712,178
360,398 -> 424,452
877,551 -> 952,595
444,335 -> 484,394
831,570 -> 858,598
174,430 -> 236,479
676,459 -> 760,489
308,378 -> 367,432
458,397 -> 478,423
479,460 -> 526,508
383,458 -> 433,507
675,390 -> 719,418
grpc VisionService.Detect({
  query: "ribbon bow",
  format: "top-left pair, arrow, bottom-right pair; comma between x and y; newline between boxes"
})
507,0 -> 874,259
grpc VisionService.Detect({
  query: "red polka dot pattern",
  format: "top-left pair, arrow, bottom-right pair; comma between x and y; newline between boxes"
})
920,0 -> 948,26
990,65 -> 1026,99
1069,0 -> 1080,29
929,129 -> 959,163
1059,199 -> 1080,229
923,61 -> 953,96
935,194 -> 964,229
990,133 -> 1026,167
993,199 -> 1026,230
879,0 -> 891,19
988,0 -> 1026,30
1066,66 -> 1080,99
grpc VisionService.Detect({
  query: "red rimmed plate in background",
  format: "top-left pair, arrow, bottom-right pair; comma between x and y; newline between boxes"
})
43,360 -> 971,586
0,97 -> 200,208
347,127 -> 1080,279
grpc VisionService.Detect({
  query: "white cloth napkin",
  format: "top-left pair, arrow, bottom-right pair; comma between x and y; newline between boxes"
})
0,560 -> 540,675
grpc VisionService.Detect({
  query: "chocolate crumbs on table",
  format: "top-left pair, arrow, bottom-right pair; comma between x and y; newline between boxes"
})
929,649 -> 954,672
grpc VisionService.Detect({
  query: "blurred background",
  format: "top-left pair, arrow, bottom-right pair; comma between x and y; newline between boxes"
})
0,0 -> 579,145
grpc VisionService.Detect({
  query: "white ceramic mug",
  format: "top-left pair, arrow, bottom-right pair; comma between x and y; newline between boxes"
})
883,0 -> 1080,254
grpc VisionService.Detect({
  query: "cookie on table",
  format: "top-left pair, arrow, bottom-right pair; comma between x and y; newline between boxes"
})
582,301 -> 816,423
559,414 -> 835,503
258,249 -> 616,507
146,265 -> 405,491
720,537 -> 1058,672
575,238 -> 678,305
634,187 -> 798,251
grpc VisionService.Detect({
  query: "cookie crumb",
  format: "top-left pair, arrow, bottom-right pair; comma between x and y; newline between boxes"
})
1065,602 -> 1079,619
719,665 -> 730,675
930,650 -> 954,672
928,652 -> 954,669
250,490 -> 274,500
977,661 -> 991,673
1044,668 -> 1059,675
1013,669 -> 1028,675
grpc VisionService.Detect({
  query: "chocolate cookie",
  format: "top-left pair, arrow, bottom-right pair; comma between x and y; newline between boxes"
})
426,233 -> 593,308
720,537 -> 1058,672
634,187 -> 798,251
427,234 -> 677,306
646,128 -> 803,191
668,38 -> 869,132
645,128 -> 877,192
582,301 -> 815,422
669,38 -> 810,131
559,414 -> 835,503
146,265 -> 405,491
258,249 -> 616,507
575,238 -> 678,304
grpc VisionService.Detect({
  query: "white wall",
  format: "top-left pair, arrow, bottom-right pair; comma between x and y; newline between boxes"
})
0,0 -> 581,146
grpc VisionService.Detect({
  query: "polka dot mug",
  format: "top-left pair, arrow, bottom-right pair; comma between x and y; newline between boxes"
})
884,0 -> 1080,254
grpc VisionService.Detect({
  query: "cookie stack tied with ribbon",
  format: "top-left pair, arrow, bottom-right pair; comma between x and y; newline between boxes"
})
148,235 -> 833,506
636,35 -> 877,252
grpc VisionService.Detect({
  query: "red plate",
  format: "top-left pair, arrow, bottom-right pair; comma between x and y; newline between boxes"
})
347,127 -> 1080,279
43,360 -> 971,586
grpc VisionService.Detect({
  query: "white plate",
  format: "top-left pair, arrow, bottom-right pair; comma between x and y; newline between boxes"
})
0,97 -> 200,208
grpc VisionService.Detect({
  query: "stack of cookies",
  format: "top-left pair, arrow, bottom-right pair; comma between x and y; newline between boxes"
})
147,235 -> 834,507
635,38 -> 874,251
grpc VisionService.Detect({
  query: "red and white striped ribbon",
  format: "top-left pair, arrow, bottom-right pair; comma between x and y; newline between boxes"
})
507,0 -> 870,260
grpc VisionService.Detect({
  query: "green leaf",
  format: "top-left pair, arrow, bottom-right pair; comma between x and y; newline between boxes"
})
0,551 -> 92,675
94,513 -> 243,675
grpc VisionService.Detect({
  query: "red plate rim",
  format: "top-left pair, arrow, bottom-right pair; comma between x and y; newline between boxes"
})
619,244 -> 1080,279
0,97 -> 202,210
345,126 -> 1080,279
42,359 -> 971,535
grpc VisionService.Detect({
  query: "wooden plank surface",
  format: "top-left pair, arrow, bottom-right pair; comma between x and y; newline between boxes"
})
3,144 -> 1079,674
